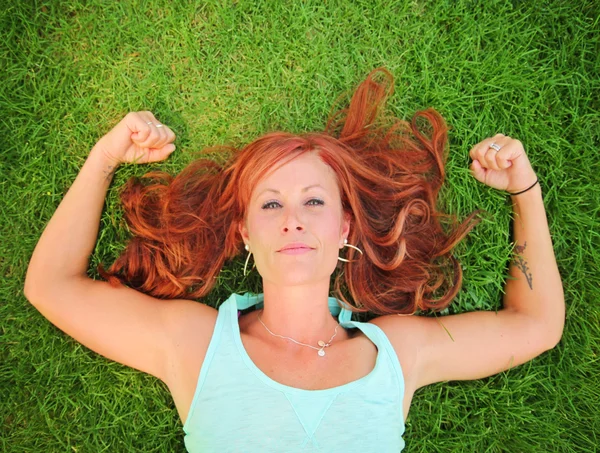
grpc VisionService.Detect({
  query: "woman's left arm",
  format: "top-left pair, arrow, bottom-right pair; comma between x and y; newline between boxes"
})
472,134 -> 565,346
502,178 -> 564,345
372,134 -> 565,387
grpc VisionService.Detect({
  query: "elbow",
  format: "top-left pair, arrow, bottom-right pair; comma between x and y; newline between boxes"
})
541,301 -> 566,351
24,260 -> 40,299
527,322 -> 563,361
545,319 -> 565,351
23,279 -> 41,307
23,273 -> 37,302
518,296 -> 565,354
542,329 -> 563,352
23,272 -> 49,306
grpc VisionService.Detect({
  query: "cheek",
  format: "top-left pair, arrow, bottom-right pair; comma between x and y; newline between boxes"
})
246,215 -> 275,249
320,216 -> 344,248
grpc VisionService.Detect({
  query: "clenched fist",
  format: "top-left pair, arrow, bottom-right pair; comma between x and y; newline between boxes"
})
469,134 -> 538,194
93,111 -> 176,166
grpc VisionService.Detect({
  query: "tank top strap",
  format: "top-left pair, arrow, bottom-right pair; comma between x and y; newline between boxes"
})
328,296 -> 354,324
234,292 -> 264,310
235,292 -> 355,325
339,319 -> 382,344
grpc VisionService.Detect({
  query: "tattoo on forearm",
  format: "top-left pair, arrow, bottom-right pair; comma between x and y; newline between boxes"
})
103,165 -> 116,183
513,241 -> 533,290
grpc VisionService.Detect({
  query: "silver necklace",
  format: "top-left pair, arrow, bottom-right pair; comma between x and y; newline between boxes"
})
257,311 -> 340,357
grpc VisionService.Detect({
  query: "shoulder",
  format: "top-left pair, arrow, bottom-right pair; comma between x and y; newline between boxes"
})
368,315 -> 425,391
161,299 -> 219,421
163,298 -> 219,339
368,313 -> 426,351
162,299 -> 219,381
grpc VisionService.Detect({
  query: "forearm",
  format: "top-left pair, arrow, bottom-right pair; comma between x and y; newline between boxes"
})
25,148 -> 119,291
503,183 -> 565,343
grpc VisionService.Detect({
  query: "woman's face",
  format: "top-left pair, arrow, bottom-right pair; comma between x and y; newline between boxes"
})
239,151 -> 350,286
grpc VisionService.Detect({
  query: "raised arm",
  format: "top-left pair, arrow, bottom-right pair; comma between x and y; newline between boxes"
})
23,113 -> 216,387
372,134 -> 565,390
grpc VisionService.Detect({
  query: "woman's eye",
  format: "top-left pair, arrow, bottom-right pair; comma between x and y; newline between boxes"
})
261,199 -> 324,210
306,198 -> 324,206
262,201 -> 281,209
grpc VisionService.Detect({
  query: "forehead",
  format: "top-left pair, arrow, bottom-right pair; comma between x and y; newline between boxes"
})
252,151 -> 339,197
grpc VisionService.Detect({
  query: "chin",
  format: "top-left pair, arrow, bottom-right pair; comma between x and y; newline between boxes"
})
268,269 -> 337,287
259,260 -> 338,287
276,274 -> 319,287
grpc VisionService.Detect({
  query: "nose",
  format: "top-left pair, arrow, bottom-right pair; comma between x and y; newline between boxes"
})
281,206 -> 304,233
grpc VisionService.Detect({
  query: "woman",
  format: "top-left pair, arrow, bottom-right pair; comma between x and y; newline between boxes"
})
24,68 -> 564,452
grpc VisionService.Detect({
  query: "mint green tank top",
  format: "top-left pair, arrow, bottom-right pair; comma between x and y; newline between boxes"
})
183,293 -> 406,452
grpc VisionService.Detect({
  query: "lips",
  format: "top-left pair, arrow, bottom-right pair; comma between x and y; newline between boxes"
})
278,242 -> 313,252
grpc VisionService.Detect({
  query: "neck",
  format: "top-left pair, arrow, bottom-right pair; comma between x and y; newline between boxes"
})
257,279 -> 345,350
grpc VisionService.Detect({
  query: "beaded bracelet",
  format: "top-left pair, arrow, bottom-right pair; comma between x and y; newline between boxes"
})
507,178 -> 539,196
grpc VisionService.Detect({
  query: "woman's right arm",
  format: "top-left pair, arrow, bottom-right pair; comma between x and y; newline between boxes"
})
23,112 -> 217,386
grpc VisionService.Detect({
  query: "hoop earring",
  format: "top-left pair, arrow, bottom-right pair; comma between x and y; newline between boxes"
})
337,239 -> 363,263
243,244 -> 253,276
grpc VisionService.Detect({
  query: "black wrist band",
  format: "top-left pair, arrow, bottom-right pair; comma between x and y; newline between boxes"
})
507,178 -> 539,196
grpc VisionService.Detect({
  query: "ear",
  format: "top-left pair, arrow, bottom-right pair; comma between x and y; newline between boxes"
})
340,212 -> 351,247
238,221 -> 249,245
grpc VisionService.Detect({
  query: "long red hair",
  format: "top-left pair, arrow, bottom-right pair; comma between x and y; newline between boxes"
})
98,67 -> 481,315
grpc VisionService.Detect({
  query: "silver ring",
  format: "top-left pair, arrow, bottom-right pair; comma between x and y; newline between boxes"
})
156,124 -> 163,128
489,143 -> 502,152
146,121 -> 154,125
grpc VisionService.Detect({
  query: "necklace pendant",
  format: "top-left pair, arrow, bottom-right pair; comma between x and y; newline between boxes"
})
318,349 -> 325,357
318,340 -> 326,347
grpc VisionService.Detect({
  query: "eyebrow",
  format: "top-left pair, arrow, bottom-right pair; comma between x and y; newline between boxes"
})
258,184 -> 325,196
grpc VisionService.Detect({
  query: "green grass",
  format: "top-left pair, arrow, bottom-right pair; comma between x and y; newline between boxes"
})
1,0 -> 599,451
